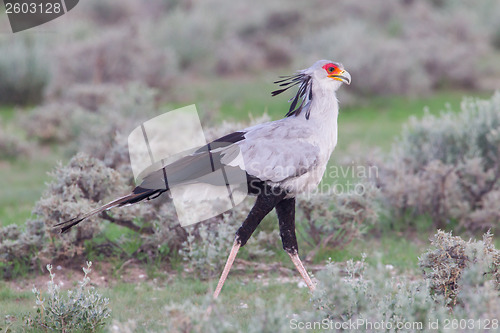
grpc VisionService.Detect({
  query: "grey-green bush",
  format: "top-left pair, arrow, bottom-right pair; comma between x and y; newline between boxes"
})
296,183 -> 379,259
24,262 -> 111,332
304,256 -> 449,332
0,121 -> 31,159
34,153 -> 128,258
377,92 -> 500,231
179,206 -> 276,279
20,102 -> 83,144
304,232 -> 500,332
25,0 -> 500,101
31,154 -> 187,263
0,220 -> 45,279
47,27 -> 176,97
112,232 -> 500,332
419,230 -> 500,306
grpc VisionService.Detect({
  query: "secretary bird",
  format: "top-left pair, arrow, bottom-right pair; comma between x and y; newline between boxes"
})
55,59 -> 351,298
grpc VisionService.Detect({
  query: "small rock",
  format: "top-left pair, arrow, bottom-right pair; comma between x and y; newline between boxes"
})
239,302 -> 248,309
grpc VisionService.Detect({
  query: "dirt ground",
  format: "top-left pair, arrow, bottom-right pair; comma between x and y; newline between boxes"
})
6,258 -> 329,293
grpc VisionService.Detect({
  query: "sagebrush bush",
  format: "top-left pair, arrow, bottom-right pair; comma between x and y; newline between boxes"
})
298,0 -> 493,96
419,230 -> 500,306
377,92 -> 500,231
0,36 -> 50,105
47,27 -> 176,97
32,150 -> 185,262
304,238 -> 500,332
144,293 -> 294,333
0,121 -> 31,159
59,83 -> 122,112
0,220 -> 45,279
305,256 -> 449,332
20,102 -> 83,144
296,183 -> 379,259
179,215 -> 241,280
34,153 -> 127,258
113,234 -> 500,332
22,83 -> 159,175
179,204 -> 276,279
0,0 -> 498,108
67,83 -> 159,175
25,262 -> 111,332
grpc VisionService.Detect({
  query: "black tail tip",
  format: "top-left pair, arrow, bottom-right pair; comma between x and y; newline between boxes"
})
53,217 -> 83,234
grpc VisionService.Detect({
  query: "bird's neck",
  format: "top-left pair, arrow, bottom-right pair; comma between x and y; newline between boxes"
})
304,87 -> 339,153
310,87 -> 339,118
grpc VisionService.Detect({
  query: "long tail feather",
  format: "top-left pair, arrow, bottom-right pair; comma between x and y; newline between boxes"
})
54,187 -> 163,234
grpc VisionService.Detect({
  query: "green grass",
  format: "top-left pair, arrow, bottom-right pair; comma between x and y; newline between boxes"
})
0,275 -> 310,332
0,105 -> 64,228
0,106 -> 18,122
0,151 -> 63,227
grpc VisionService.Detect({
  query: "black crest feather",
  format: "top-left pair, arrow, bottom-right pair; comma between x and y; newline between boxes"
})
272,73 -> 313,119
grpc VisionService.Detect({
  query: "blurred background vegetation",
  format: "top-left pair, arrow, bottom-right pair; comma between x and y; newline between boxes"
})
1,0 -> 500,331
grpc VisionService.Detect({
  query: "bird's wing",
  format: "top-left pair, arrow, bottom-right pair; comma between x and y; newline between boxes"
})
54,122 -> 318,233
233,120 -> 320,183
138,118 -> 320,190
137,131 -> 248,191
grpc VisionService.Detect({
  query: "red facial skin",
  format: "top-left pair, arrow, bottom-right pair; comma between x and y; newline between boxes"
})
322,63 -> 342,75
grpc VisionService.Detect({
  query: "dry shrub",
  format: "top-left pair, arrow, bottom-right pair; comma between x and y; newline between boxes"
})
179,201 -> 279,279
306,238 -> 500,331
20,102 -> 83,144
0,121 -> 31,159
377,92 -> 500,232
69,83 -> 159,174
33,153 -> 127,259
112,232 -> 500,331
296,184 -> 379,259
2,0 -> 500,107
419,230 -> 500,306
0,220 -> 45,278
299,0 -> 492,96
22,83 -> 159,174
59,83 -> 123,112
31,151 -> 188,262
47,27 -> 176,98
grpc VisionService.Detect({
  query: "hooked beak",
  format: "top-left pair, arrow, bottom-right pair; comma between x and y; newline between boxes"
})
329,70 -> 351,85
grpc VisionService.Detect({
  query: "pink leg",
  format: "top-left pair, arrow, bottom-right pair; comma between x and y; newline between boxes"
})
213,240 -> 241,299
288,252 -> 315,292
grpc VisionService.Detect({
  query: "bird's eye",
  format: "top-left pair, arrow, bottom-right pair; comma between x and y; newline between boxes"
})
328,67 -> 335,73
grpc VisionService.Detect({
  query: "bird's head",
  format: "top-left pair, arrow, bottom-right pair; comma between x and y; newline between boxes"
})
305,59 -> 351,88
272,59 -> 351,119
